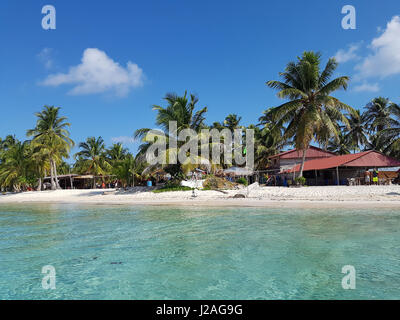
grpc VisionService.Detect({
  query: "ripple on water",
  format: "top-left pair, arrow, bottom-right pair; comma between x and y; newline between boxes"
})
0,204 -> 399,299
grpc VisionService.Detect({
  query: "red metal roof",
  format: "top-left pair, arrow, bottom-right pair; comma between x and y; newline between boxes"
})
284,151 -> 400,173
269,146 -> 336,159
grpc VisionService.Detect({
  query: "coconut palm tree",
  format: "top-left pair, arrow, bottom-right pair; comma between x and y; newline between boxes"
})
223,114 -> 242,131
266,51 -> 355,177
30,144 -> 50,191
134,91 -> 209,178
27,106 -> 74,190
0,135 -> 16,164
0,140 -> 33,192
250,123 -> 284,170
364,97 -> 397,133
373,102 -> 400,158
75,136 -> 111,188
113,154 -> 145,187
0,135 -> 19,168
106,143 -> 128,162
345,109 -> 369,152
327,130 -> 351,155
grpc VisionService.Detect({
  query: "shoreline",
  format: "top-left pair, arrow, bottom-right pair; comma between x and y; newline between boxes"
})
0,200 -> 400,209
1,186 -> 400,208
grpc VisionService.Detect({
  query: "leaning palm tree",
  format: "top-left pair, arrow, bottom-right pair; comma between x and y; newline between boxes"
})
27,106 -> 74,190
134,91 -> 209,178
75,137 -> 111,188
266,51 -> 355,177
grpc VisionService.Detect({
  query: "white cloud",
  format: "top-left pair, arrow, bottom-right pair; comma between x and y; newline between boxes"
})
111,136 -> 136,144
352,82 -> 380,93
37,48 -> 54,69
334,43 -> 361,63
355,16 -> 400,79
41,48 -> 144,96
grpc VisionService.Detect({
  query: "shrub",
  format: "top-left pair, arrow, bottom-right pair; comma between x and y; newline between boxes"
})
153,186 -> 192,193
295,176 -> 306,186
236,177 -> 248,186
203,176 -> 238,190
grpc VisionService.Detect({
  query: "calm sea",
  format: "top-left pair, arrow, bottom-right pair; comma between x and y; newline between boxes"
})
0,204 -> 399,299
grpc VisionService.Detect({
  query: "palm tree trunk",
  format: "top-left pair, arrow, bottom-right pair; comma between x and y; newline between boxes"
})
53,161 -> 61,189
298,148 -> 307,178
37,177 -> 42,191
50,158 -> 56,190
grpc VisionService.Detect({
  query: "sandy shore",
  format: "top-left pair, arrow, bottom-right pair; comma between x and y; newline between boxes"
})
1,185 -> 400,208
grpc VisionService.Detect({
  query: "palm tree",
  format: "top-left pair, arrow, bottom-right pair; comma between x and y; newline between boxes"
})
106,143 -> 128,162
75,137 -> 111,188
223,114 -> 242,131
0,135 -> 17,164
327,130 -> 351,155
250,124 -> 284,169
345,110 -> 369,152
30,144 -> 50,191
266,51 -> 355,177
374,102 -> 400,158
57,161 -> 72,175
113,154 -> 145,187
135,91 -> 208,178
0,135 -> 17,151
27,106 -> 74,190
0,140 -> 33,192
364,97 -> 397,133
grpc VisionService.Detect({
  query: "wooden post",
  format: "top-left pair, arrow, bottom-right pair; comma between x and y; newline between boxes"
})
336,167 -> 340,186
314,170 -> 318,186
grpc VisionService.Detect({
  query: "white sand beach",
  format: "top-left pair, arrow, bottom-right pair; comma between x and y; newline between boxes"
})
1,185 -> 400,208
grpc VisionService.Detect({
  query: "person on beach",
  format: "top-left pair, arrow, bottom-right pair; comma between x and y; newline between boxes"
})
364,170 -> 371,185
372,168 -> 379,185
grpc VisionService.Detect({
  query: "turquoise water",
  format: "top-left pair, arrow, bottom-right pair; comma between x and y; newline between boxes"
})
0,204 -> 399,299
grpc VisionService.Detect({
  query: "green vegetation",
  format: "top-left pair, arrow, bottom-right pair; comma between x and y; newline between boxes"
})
153,186 -> 192,193
134,91 -> 209,178
27,106 -> 74,190
1,51 -> 400,192
235,177 -> 248,186
295,176 -> 306,186
266,51 -> 355,177
203,176 -> 238,190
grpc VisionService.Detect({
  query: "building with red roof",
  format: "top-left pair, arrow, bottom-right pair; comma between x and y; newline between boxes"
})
281,150 -> 400,185
268,146 -> 336,173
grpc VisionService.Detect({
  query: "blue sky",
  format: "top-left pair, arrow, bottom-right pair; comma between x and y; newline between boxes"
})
0,0 -> 399,157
